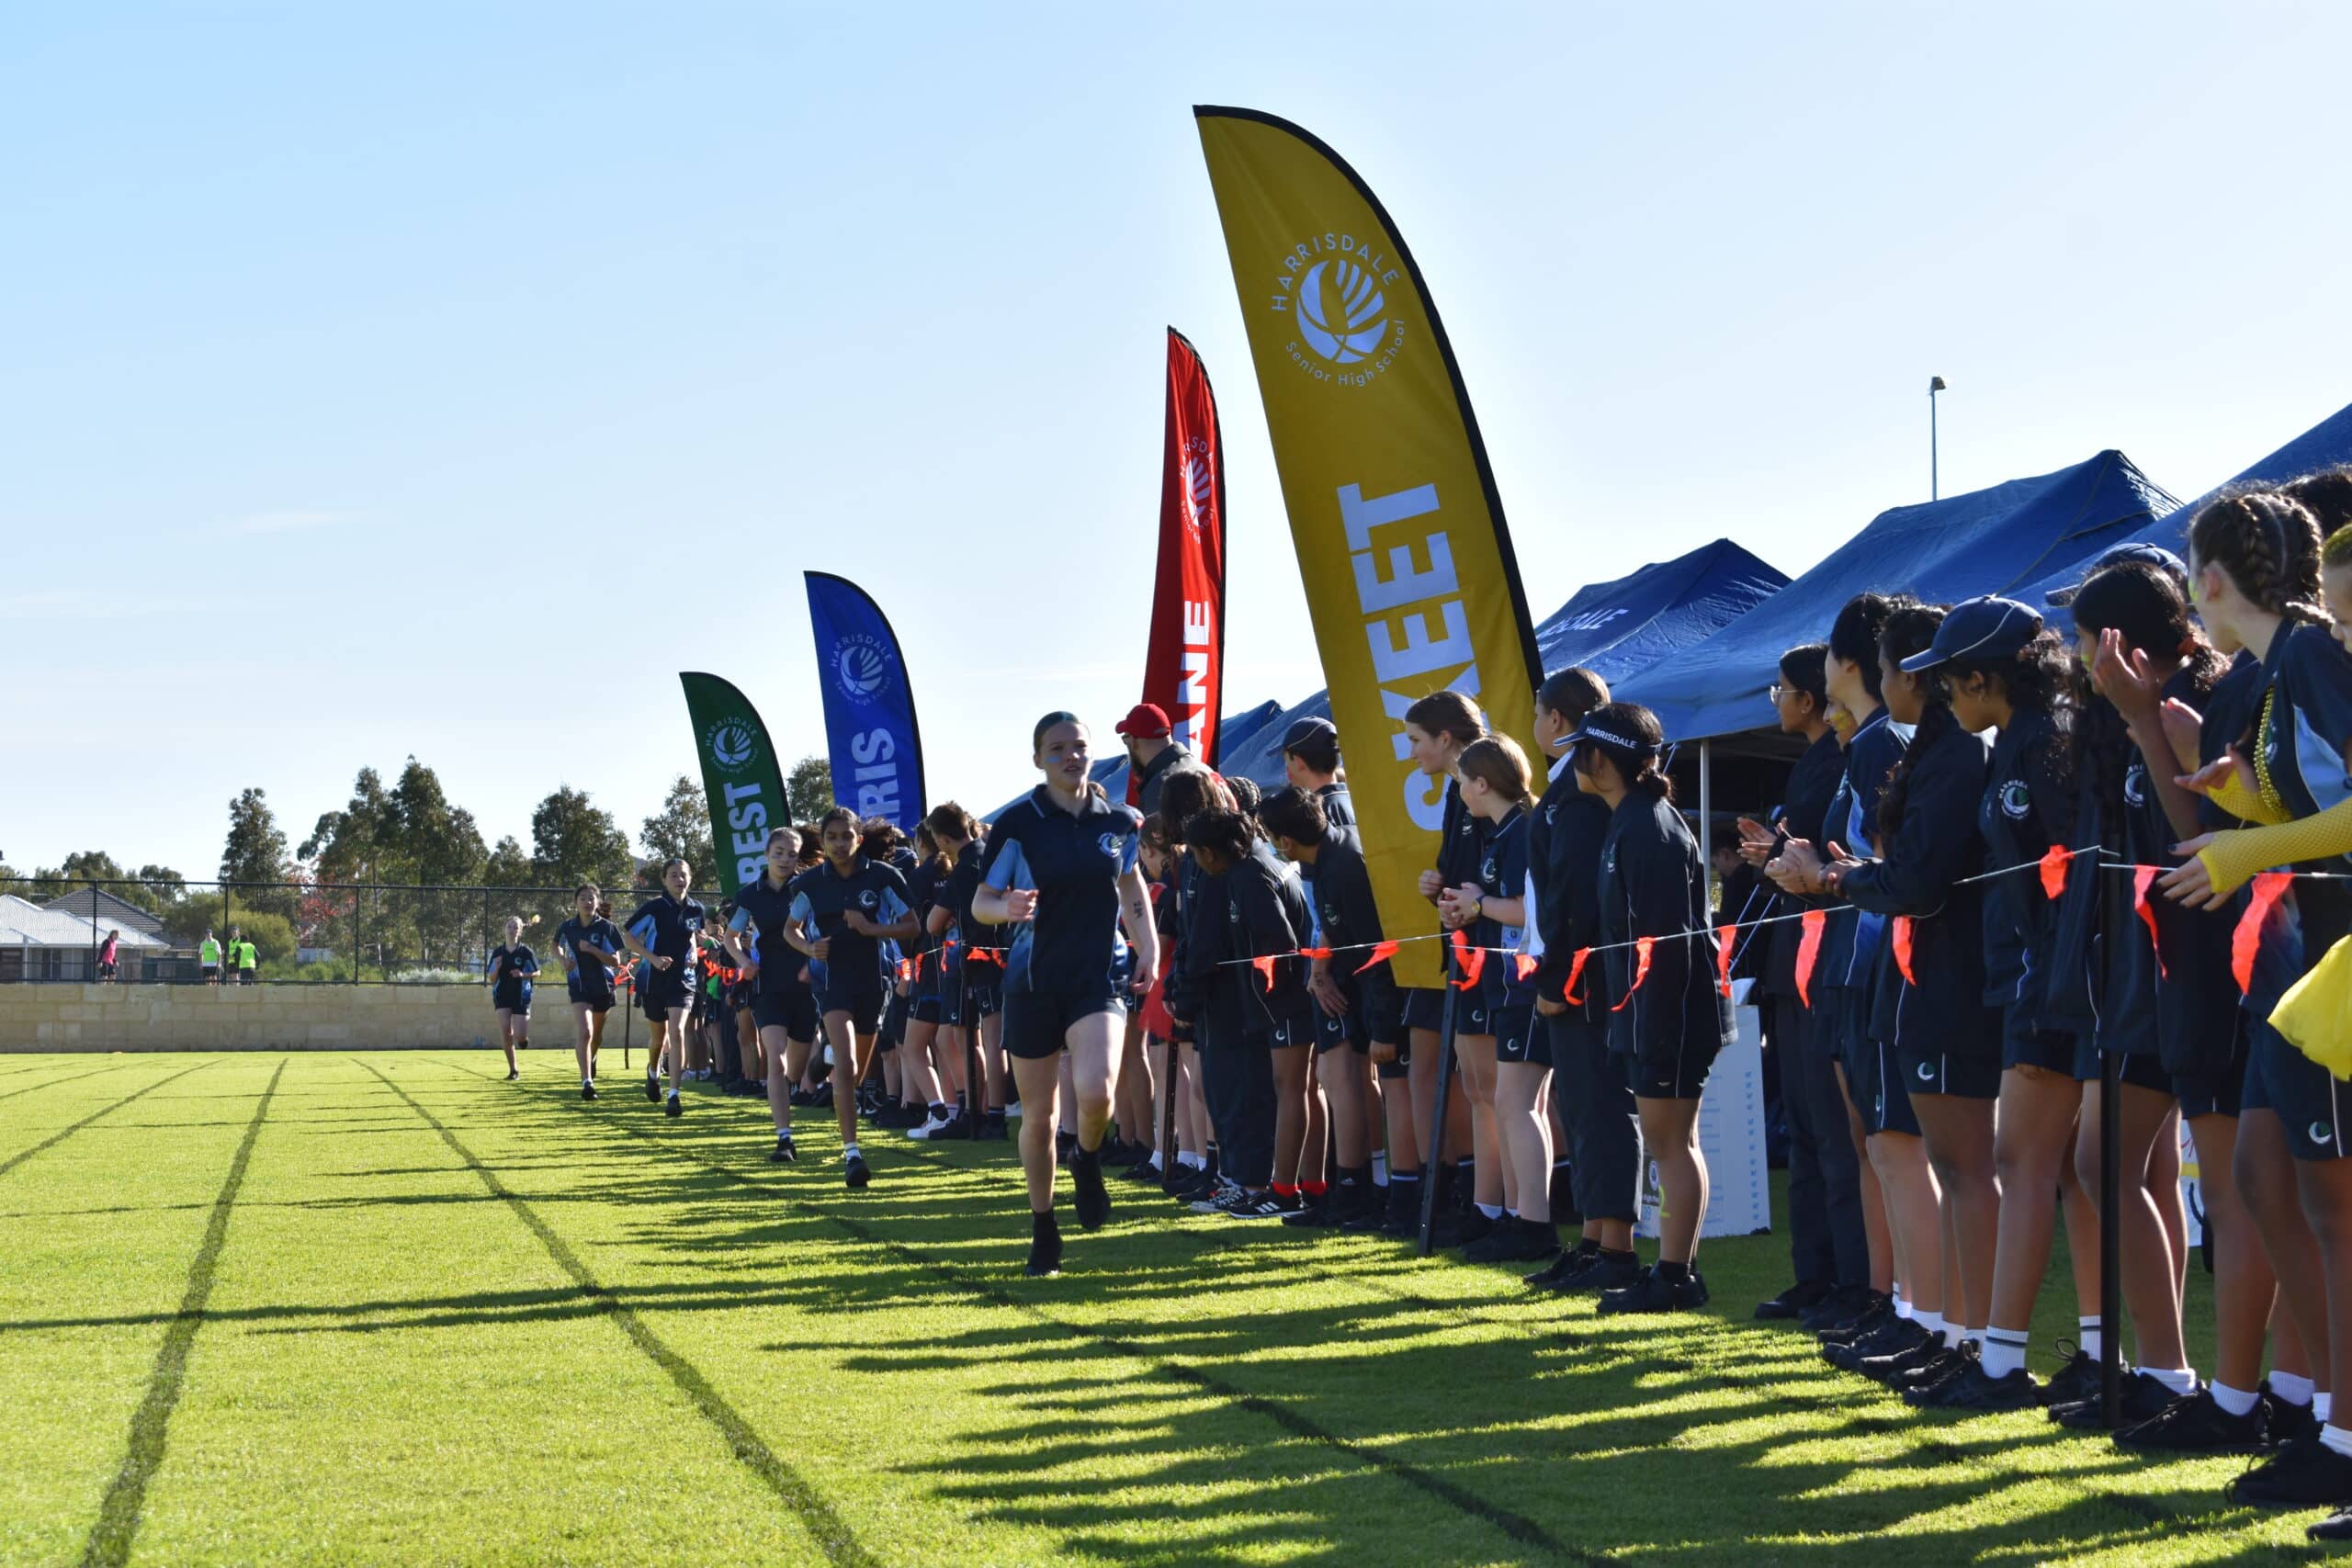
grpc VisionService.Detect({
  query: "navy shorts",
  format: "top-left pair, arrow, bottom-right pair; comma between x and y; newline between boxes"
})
567,971 -> 615,1012
2072,1037 -> 2173,1094
2175,1014 -> 2251,1121
640,971 -> 689,1021
1491,1003 -> 1546,1066
1896,1040 -> 2001,1101
752,987 -> 818,1040
1837,987 -> 1920,1137
1622,1032 -> 1720,1100
2002,1010 -> 2075,1077
877,989 -> 910,1052
1004,986 -> 1125,1059
820,981 -> 888,1039
912,995 -> 944,1025
2243,1019 -> 2352,1161
1402,987 -> 1445,1034
492,983 -> 532,1015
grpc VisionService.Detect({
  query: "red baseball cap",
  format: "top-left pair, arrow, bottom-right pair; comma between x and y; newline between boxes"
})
1114,703 -> 1171,739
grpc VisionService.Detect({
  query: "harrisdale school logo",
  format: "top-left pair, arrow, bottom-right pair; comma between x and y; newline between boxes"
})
1181,441 -> 1214,535
833,633 -> 894,704
1269,231 -> 1407,388
705,717 -> 761,773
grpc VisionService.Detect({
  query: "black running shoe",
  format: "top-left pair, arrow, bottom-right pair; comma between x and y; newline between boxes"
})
644,1071 -> 662,1103
1526,1247 -> 1597,1289
2049,1371 -> 2177,1430
505,1067 -> 520,1081
1221,1192 -> 1287,1221
2231,1436 -> 2352,1508
663,1092 -> 683,1119
1282,1196 -> 1344,1228
1597,1266 -> 1710,1315
1858,1336 -> 1950,1387
1802,1285 -> 1884,1336
2115,1388 -> 2266,1453
2313,1506 -> 2352,1543
1755,1280 -> 1833,1322
2265,1389 -> 2323,1450
1025,1216 -> 1062,1278
1071,1146 -> 1111,1232
769,1134 -> 797,1165
2042,1342 -> 2100,1409
581,1082 -> 597,1100
1464,1216 -> 1561,1265
1826,1315 -> 1929,1373
1894,1346 -> 1970,1398
1553,1250 -> 1643,1294
1119,1157 -> 1167,1185
1909,1353 -> 2044,1413
1377,1186 -> 1424,1239
1816,1297 -> 1895,1347
1340,1187 -> 1389,1231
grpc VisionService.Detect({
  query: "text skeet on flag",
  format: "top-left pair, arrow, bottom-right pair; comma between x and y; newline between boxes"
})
678,671 -> 790,898
1136,325 -> 1228,799
1194,106 -> 1544,988
804,570 -> 928,832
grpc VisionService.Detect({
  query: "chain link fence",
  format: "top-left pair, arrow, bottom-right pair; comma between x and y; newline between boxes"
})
0,876 -> 722,985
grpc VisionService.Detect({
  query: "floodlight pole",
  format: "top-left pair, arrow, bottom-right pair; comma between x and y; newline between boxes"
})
1928,376 -> 1948,500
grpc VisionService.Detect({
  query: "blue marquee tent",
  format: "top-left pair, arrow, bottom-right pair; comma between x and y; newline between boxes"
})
1616,450 -> 2179,742
1212,537 -> 1790,791
2026,398 -> 2352,617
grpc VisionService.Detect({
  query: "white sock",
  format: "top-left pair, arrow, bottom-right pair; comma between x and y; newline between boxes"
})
1372,1153 -> 1387,1184
1981,1332 -> 2028,1380
2318,1392 -> 2335,1423
1477,1201 -> 1503,1220
2076,1317 -> 2102,1359
2324,1424 -> 2352,1460
843,1142 -> 861,1161
1894,1293 -> 1916,1322
582,1076 -> 593,1088
2274,1371 -> 2317,1407
1963,1325 -> 1986,1349
2139,1366 -> 2198,1396
1147,1151 -> 1163,1170
1179,1151 -> 1206,1170
2211,1382 -> 2260,1417
1915,1310 -> 1945,1345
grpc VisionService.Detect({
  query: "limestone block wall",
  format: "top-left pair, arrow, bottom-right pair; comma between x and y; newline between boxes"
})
0,984 -> 504,1052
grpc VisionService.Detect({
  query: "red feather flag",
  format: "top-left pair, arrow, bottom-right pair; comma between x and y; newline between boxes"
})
1611,937 -> 1655,1012
2234,873 -> 2292,993
1794,909 -> 1826,1008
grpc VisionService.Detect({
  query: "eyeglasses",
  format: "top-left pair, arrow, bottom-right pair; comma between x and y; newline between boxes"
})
1767,685 -> 1787,705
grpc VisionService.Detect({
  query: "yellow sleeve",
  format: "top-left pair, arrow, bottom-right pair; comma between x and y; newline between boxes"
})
2197,795 -> 2352,899
2204,769 -> 2290,828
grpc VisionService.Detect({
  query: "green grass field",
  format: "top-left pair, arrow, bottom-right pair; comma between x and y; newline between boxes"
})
0,1049 -> 2328,1566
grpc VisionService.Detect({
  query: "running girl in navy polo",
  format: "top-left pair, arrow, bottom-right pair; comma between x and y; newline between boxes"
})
1525,667 -> 1644,1293
974,713 -> 1159,1277
1896,597 -> 2103,1413
784,806 -> 917,1190
721,827 -> 818,1164
1438,735 -> 1555,1267
1576,702 -> 1733,1315
2156,487 -> 2352,1513
622,859 -> 707,1117
1404,689 -> 1490,1242
554,884 -> 627,1098
486,916 -> 537,1082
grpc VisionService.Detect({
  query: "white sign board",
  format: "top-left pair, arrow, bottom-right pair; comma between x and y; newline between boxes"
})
1637,999 -> 1773,1240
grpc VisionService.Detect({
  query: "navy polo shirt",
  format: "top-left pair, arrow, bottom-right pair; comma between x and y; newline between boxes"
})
729,873 -> 807,996
983,786 -> 1143,995
788,859 -> 911,990
625,894 -> 706,986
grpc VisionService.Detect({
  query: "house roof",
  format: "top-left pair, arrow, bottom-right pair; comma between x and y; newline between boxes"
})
37,886 -> 170,939
0,896 -> 171,948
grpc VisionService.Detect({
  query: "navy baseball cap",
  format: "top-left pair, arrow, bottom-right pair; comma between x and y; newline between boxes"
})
1282,716 -> 1338,750
1899,595 -> 2042,672
2044,541 -> 2189,605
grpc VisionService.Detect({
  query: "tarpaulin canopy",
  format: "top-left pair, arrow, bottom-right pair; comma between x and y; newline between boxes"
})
1617,450 -> 2179,742
2026,399 -> 2352,617
1212,537 -> 1789,791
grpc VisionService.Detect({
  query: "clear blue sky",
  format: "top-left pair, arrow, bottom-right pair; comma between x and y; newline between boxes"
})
7,4 -> 2349,883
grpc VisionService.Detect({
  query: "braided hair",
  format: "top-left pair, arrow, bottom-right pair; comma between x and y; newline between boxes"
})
1874,603 -> 1950,840
2188,487 -> 2327,626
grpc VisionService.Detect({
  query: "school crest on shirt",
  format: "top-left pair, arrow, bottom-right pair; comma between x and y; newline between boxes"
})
857,890 -> 878,911
1480,852 -> 1499,884
2123,761 -> 2148,809
1098,832 -> 1123,861
1999,780 -> 2030,821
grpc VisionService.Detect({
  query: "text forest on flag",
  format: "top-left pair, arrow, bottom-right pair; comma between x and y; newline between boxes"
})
1194,106 -> 1543,988
1135,326 -> 1228,797
677,672 -> 790,899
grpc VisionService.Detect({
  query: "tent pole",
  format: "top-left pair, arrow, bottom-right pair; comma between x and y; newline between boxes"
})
1698,739 -> 1714,891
